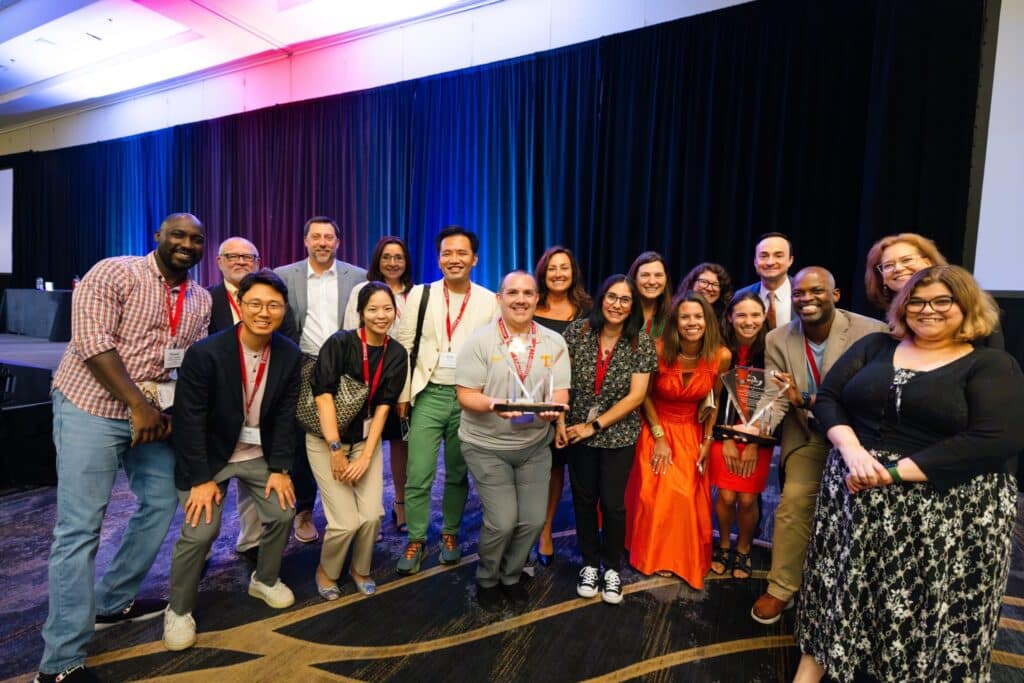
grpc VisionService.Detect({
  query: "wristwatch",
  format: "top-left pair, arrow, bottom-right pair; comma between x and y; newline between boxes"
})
800,391 -> 812,407
328,440 -> 343,452
591,419 -> 604,433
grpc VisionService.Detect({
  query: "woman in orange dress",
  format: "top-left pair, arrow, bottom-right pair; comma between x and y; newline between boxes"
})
625,291 -> 730,588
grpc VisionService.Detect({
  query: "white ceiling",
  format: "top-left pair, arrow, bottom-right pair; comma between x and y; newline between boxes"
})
0,0 -> 492,130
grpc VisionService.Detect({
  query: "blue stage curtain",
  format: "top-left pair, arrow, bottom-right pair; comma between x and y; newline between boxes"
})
0,0 -> 984,309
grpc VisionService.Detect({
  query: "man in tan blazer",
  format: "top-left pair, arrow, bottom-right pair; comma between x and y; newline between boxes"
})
393,226 -> 498,574
750,267 -> 887,624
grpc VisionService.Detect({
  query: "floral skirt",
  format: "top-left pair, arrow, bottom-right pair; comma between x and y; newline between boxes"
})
796,448 -> 1016,683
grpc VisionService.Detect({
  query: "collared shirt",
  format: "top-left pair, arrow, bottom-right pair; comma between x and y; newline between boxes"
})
760,278 -> 792,328
300,260 -> 339,355
52,251 -> 211,419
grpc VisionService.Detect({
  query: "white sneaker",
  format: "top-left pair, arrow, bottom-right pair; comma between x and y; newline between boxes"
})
248,572 -> 295,608
162,608 -> 196,651
601,568 -> 623,605
577,565 -> 600,599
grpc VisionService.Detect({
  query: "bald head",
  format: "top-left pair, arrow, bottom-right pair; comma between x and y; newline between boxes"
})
792,266 -> 839,327
794,266 -> 835,291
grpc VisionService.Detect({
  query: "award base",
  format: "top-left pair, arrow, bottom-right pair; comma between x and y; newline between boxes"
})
492,402 -> 566,414
712,425 -> 778,448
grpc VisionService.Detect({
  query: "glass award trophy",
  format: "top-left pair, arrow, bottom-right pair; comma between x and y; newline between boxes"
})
492,341 -> 566,414
711,366 -> 790,446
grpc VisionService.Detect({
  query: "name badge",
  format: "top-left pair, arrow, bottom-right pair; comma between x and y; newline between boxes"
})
586,406 -> 600,423
438,352 -> 457,369
164,348 -> 185,369
363,418 -> 373,439
239,425 -> 262,445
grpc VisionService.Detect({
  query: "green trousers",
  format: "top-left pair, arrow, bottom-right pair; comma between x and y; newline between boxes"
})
404,383 -> 468,541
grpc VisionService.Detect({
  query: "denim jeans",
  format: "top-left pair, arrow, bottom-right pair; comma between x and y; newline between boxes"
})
39,391 -> 178,673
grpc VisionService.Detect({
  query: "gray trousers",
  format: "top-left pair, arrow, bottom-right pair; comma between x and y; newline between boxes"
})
169,458 -> 295,614
462,438 -> 551,587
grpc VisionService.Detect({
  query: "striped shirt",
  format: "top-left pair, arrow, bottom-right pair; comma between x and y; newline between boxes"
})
52,251 -> 212,419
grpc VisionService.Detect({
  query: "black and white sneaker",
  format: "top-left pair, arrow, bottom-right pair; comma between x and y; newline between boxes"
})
576,565 -> 600,598
601,568 -> 623,604
34,664 -> 99,682
95,598 -> 168,631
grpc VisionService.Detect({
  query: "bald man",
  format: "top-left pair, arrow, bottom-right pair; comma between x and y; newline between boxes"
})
749,267 -> 887,625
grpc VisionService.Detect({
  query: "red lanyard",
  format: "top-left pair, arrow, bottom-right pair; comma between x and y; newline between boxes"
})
226,287 -> 242,321
804,340 -> 822,386
237,326 -> 270,415
164,280 -> 189,338
360,328 -> 389,404
443,282 -> 471,348
594,337 -> 616,395
644,318 -> 652,335
497,319 -> 537,382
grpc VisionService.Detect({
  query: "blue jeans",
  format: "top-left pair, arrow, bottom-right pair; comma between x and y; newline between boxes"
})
39,391 -> 178,673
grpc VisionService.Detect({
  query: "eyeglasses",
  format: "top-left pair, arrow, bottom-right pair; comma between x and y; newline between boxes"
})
221,253 -> 258,263
604,293 -> 633,307
241,300 -> 286,314
694,278 -> 720,290
906,296 -> 956,313
380,254 -> 406,263
877,254 -> 923,275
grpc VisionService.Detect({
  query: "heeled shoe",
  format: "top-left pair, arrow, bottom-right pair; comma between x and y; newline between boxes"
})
391,501 -> 408,534
535,543 -> 553,567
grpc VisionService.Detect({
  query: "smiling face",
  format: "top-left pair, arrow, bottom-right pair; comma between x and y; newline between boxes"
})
438,234 -> 478,286
155,215 -> 205,274
880,241 -> 931,293
217,238 -> 259,286
754,236 -> 793,286
635,261 -> 667,302
360,289 -> 397,338
544,252 -> 573,295
904,281 -> 963,343
729,298 -> 766,345
692,269 -> 721,304
792,269 -> 839,326
498,272 -> 539,330
304,221 -> 339,269
676,301 -> 707,344
601,281 -> 634,327
378,243 -> 407,284
239,283 -> 286,337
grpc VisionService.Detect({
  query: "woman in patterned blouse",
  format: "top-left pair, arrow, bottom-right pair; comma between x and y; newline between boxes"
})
558,275 -> 658,605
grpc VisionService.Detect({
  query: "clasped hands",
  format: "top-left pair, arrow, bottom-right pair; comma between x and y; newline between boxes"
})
841,445 -> 894,493
331,450 -> 371,484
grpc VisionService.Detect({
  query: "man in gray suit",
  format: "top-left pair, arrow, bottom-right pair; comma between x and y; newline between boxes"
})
274,216 -> 366,543
749,266 -> 887,625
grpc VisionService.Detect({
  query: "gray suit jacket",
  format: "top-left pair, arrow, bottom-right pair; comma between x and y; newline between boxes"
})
764,308 -> 888,459
273,258 -> 367,340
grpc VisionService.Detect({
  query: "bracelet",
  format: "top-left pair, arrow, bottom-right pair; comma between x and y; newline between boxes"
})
886,465 -> 902,483
651,425 -> 665,439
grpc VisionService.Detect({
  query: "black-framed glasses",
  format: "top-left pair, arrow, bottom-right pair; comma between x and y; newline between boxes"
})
221,253 -> 258,263
604,292 -> 633,307
694,278 -> 720,290
241,300 -> 286,313
906,296 -> 956,313
877,254 -> 923,275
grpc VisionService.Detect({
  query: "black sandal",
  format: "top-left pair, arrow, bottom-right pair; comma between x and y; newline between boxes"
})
711,545 -> 731,575
732,549 -> 752,580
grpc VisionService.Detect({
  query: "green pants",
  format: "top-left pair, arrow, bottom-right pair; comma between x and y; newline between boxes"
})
405,383 -> 468,541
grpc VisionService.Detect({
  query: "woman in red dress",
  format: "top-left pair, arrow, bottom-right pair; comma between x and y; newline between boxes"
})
625,292 -> 730,588
707,292 -> 771,579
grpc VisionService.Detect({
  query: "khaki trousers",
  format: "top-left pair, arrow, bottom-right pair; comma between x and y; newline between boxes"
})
766,431 -> 829,602
306,435 -> 384,578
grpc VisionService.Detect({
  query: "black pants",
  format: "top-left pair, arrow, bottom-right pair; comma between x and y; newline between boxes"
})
291,421 -> 318,513
567,443 -> 634,570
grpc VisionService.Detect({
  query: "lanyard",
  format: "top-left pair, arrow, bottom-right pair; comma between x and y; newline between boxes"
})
497,318 -> 537,382
163,280 -> 189,338
360,328 -> 389,405
443,282 -> 471,349
237,326 -> 270,415
594,336 -> 617,395
804,340 -> 822,387
226,287 -> 242,321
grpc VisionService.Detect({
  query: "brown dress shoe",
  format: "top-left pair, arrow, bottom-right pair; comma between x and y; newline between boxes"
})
293,510 -> 319,543
750,592 -> 794,625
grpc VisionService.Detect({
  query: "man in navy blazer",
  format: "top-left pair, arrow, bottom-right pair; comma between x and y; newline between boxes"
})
163,269 -> 303,651
735,232 -> 795,331
274,216 -> 366,544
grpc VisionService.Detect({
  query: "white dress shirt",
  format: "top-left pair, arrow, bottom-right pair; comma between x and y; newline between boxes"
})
760,277 -> 792,328
300,261 -> 339,354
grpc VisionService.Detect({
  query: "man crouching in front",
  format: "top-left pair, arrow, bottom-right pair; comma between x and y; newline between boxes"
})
163,269 -> 303,651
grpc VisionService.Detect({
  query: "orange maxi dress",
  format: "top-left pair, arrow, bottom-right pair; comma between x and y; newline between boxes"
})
625,355 -> 714,588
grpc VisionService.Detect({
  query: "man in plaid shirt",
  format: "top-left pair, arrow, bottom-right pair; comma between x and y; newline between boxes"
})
36,213 -> 212,683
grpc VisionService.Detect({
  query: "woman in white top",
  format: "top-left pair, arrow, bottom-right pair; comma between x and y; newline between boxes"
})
344,236 -> 414,532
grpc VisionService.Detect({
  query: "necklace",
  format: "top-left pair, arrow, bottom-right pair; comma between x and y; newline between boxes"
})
680,352 -> 699,361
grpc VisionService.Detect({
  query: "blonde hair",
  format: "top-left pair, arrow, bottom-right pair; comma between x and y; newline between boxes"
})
887,265 -> 999,342
864,233 -> 947,309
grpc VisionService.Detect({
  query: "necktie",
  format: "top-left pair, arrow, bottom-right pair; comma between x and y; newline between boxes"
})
766,289 -> 777,330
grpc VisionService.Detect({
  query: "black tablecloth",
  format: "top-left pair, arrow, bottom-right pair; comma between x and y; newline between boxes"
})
0,289 -> 73,341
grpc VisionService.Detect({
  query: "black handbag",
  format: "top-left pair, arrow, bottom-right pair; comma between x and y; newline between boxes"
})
295,354 -> 369,437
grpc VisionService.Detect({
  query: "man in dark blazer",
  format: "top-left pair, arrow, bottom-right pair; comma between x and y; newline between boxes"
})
163,269 -> 303,652
208,236 -> 298,561
274,216 -> 366,544
734,232 -> 795,330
